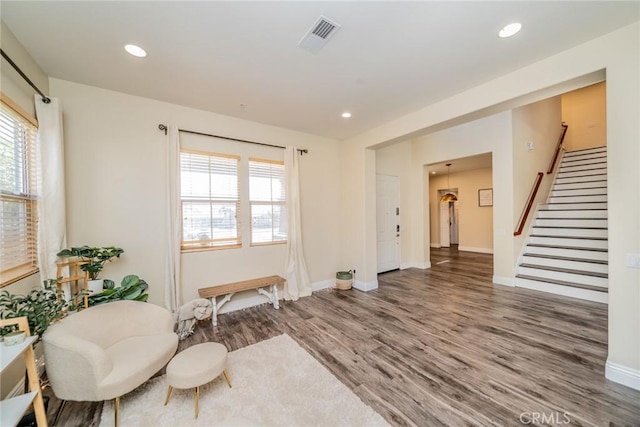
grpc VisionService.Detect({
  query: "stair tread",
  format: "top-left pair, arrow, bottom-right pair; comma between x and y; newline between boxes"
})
532,226 -> 607,229
551,195 -> 607,199
530,235 -> 608,241
516,274 -> 608,293
526,243 -> 608,252
536,217 -> 606,220
519,263 -> 608,278
522,253 -> 608,265
544,202 -> 607,205
552,187 -> 607,191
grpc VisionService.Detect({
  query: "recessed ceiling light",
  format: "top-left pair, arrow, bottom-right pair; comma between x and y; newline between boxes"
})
124,44 -> 147,57
431,171 -> 436,175
341,112 -> 352,118
498,23 -> 522,38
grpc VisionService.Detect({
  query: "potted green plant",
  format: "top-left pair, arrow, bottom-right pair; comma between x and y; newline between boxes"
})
0,279 -> 74,339
88,275 -> 149,306
57,246 -> 124,294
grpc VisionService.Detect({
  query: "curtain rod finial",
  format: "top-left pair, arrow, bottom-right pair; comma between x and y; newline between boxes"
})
158,124 -> 167,135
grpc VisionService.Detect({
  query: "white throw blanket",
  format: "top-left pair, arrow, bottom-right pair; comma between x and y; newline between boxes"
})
175,298 -> 213,339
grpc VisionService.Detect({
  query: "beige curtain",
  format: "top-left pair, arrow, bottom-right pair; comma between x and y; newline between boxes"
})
35,95 -> 67,280
164,125 -> 181,311
283,147 -> 312,300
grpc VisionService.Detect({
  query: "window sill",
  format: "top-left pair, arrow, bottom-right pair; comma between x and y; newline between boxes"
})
0,266 -> 39,288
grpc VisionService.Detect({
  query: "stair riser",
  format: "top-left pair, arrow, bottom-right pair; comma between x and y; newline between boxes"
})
555,174 -> 607,185
525,245 -> 608,261
516,266 -> 608,288
537,210 -> 607,219
563,147 -> 607,158
551,188 -> 607,197
553,181 -> 607,191
532,227 -> 607,238
515,278 -> 608,304
548,195 -> 607,204
539,202 -> 607,210
561,155 -> 607,166
521,256 -> 607,274
529,236 -> 608,249
535,219 -> 608,228
557,168 -> 607,179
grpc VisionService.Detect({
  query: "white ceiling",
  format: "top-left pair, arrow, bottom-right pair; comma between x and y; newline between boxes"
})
2,1 -> 638,140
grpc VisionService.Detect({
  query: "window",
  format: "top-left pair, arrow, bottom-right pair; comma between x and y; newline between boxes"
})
0,99 -> 39,287
249,158 -> 286,245
180,150 -> 240,251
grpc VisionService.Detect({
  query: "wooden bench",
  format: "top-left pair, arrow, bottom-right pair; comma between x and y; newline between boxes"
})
198,275 -> 285,327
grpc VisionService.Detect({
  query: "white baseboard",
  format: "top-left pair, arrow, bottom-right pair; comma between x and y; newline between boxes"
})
400,262 -> 431,270
458,246 -> 493,254
311,280 -> 334,292
430,243 -> 441,248
606,360 -> 640,391
218,279 -> 332,314
493,276 -> 515,287
353,279 -> 378,292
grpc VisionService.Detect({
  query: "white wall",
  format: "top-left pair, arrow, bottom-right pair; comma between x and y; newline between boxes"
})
1,21 -> 49,119
561,82 -> 607,151
340,22 -> 640,382
51,78 -> 342,309
512,96 -> 562,262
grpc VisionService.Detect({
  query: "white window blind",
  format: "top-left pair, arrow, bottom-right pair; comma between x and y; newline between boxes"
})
180,149 -> 240,250
249,158 -> 287,245
0,100 -> 39,286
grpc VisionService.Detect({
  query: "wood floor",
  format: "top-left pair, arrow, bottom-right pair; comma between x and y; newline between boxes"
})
46,248 -> 640,426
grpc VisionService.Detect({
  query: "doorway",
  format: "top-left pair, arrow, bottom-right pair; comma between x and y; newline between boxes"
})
376,174 -> 400,273
438,190 -> 459,248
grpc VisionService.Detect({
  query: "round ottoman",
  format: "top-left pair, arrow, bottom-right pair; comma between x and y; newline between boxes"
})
164,342 -> 231,418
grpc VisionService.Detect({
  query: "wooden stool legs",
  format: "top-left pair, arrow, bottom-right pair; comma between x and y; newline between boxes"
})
223,369 -> 232,388
114,396 -> 120,427
164,385 -> 173,406
164,371 -> 231,419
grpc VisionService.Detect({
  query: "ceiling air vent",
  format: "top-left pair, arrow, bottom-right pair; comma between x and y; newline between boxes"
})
298,15 -> 341,53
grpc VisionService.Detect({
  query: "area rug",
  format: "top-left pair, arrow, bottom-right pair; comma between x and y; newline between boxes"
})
100,334 -> 389,426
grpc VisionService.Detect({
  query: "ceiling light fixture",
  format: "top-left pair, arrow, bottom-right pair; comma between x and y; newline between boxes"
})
440,163 -> 458,202
498,23 -> 522,38
341,112 -> 352,118
431,171 -> 436,175
124,44 -> 147,58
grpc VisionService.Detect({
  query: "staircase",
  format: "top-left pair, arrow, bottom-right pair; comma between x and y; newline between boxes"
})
516,146 -> 608,303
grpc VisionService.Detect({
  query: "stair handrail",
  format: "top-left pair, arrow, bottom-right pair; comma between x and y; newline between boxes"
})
547,123 -> 569,174
514,172 -> 544,236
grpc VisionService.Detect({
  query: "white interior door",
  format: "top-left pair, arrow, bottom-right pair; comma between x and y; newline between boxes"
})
440,201 -> 450,248
376,174 -> 400,273
450,201 -> 459,244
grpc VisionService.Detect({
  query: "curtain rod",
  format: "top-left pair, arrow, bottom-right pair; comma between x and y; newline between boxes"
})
158,124 -> 308,155
0,49 -> 51,104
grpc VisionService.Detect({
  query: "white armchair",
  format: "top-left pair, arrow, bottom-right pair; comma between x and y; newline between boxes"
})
43,300 -> 178,426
